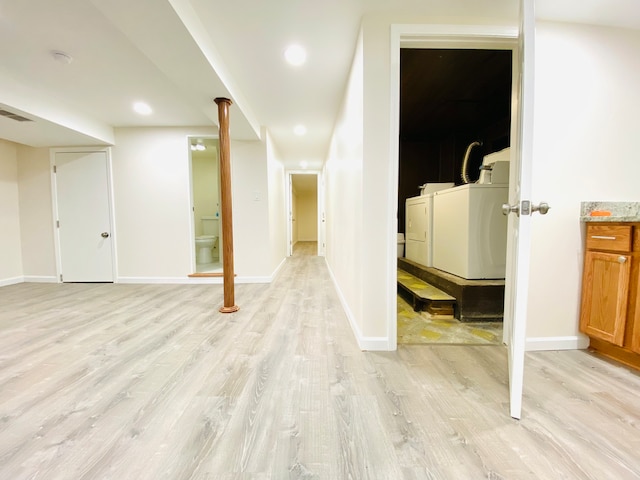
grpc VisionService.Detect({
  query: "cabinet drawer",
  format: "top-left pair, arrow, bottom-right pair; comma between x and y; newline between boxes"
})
586,225 -> 632,252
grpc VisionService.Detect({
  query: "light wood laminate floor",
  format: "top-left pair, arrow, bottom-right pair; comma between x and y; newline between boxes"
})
1,248 -> 640,479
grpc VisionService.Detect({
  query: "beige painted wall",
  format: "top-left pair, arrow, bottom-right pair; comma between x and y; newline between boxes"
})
296,190 -> 317,242
17,145 -> 56,279
291,190 -> 299,244
0,139 -> 23,284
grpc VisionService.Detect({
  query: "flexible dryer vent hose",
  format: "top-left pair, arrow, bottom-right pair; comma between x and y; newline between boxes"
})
461,141 -> 482,184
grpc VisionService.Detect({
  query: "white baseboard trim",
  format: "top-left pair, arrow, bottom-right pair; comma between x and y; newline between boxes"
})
0,276 -> 24,287
118,276 -> 223,284
359,336 -> 394,351
236,276 -> 273,284
269,258 -> 287,281
23,276 -> 58,283
116,275 -> 274,285
526,335 -> 590,351
324,259 -> 392,351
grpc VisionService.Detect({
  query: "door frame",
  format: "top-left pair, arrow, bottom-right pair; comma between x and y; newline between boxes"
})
388,23 -> 519,349
286,170 -> 324,256
50,146 -> 118,283
389,24 -> 531,417
187,135 -> 221,273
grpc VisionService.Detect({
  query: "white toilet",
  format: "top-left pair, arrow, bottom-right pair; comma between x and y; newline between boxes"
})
195,216 -> 219,264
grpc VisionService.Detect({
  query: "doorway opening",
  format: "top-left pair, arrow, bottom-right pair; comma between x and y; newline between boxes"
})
287,172 -> 322,257
188,136 -> 222,274
394,42 -> 517,346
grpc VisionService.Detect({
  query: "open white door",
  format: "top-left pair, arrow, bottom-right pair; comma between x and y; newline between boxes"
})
503,0 -> 536,420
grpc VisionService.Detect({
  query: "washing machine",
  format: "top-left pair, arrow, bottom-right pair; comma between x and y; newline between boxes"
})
432,184 -> 509,279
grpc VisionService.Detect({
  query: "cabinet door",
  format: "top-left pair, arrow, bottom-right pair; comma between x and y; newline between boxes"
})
580,251 -> 630,346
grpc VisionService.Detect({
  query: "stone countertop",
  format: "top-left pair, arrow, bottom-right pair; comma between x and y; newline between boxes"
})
580,201 -> 640,222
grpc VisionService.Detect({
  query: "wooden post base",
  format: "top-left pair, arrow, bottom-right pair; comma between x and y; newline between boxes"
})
219,305 -> 240,313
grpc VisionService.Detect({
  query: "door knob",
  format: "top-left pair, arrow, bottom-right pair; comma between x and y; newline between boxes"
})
502,203 -> 520,216
532,202 -> 550,215
619,256 -> 627,264
101,232 -> 109,238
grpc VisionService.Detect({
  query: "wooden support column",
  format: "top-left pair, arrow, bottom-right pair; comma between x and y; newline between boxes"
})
215,97 -> 239,313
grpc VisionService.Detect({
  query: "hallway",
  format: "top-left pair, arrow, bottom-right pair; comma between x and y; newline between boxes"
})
1,252 -> 639,478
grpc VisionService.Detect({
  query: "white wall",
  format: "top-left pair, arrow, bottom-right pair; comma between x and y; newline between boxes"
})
0,126 -> 283,286
111,127 -> 279,282
526,22 -> 640,346
112,128 -> 199,279
266,132 -> 287,273
361,15 -> 396,342
0,139 -> 23,285
229,137 -> 274,279
17,145 -> 56,280
325,28 -> 365,340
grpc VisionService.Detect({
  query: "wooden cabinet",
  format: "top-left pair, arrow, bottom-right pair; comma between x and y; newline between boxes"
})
580,223 -> 640,369
580,250 -> 630,345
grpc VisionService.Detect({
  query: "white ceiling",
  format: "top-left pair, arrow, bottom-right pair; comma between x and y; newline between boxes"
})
1,0 -> 638,169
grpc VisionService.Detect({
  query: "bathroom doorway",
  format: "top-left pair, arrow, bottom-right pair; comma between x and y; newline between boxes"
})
189,136 -> 222,273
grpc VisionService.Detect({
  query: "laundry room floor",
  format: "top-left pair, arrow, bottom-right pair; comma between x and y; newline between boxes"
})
397,294 -> 503,345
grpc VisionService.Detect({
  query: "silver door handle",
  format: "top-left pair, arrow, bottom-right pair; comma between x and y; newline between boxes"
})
619,256 -> 627,264
532,202 -> 550,215
101,232 -> 109,238
502,203 -> 519,216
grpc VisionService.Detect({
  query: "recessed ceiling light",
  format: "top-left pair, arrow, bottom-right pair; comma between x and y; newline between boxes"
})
294,125 -> 307,136
284,44 -> 307,66
300,161 -> 309,169
133,101 -> 152,115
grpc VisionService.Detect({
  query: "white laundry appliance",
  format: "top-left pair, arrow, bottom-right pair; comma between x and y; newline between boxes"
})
404,183 -> 453,267
432,184 -> 509,279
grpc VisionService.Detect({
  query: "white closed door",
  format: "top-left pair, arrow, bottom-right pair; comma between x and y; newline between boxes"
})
55,151 -> 114,282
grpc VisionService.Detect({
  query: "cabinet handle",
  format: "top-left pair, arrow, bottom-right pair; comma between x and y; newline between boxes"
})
591,235 -> 616,240
618,256 -> 627,264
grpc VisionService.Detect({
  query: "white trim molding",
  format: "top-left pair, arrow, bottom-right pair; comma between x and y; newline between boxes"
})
23,276 -> 58,283
270,258 -> 287,281
0,276 -> 24,287
117,275 -> 274,285
526,335 -> 590,351
325,259 -> 392,351
387,23 -> 519,354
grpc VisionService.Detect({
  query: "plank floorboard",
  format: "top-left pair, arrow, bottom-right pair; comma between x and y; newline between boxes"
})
1,245 -> 640,479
